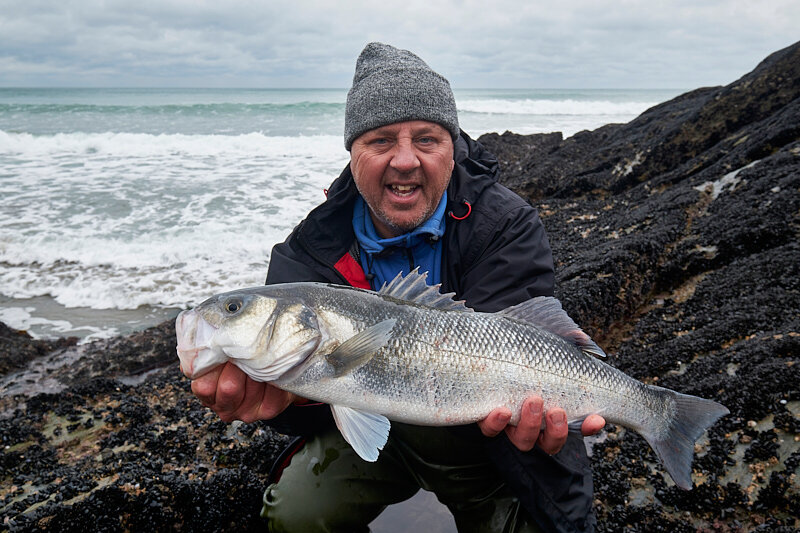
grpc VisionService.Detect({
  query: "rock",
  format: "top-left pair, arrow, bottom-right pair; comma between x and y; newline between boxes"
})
0,320 -> 291,531
0,322 -> 77,376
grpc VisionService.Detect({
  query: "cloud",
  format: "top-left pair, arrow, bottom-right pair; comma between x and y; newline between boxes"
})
0,0 -> 797,88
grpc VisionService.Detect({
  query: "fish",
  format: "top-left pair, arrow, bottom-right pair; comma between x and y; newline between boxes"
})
176,269 -> 729,490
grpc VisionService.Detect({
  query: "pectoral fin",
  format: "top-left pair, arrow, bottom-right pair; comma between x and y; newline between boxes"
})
326,319 -> 396,377
331,405 -> 391,462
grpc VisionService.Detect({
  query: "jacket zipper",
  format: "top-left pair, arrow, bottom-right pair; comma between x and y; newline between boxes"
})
406,248 -> 415,272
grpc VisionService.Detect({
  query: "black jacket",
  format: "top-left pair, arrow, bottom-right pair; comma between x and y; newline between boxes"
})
264,132 -> 595,532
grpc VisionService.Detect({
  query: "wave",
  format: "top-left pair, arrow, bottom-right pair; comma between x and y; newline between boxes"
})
457,98 -> 660,116
0,130 -> 346,158
0,128 -> 350,317
1,98 -> 659,119
0,98 -> 347,136
1,97 -> 661,118
0,241 -> 274,311
0,101 -> 345,116
0,201 -> 323,311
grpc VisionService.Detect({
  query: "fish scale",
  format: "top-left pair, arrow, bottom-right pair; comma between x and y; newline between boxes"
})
176,269 -> 728,489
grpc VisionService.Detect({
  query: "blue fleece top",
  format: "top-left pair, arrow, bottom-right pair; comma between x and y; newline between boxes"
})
352,192 -> 447,290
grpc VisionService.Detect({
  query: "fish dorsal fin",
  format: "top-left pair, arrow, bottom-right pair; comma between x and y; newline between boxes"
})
378,268 -> 472,312
499,297 -> 607,358
331,405 -> 390,462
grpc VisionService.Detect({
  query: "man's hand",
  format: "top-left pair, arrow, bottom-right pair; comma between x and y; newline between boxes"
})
190,362 -> 299,423
477,396 -> 606,455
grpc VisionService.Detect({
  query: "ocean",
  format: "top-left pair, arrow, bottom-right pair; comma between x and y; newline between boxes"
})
0,87 -> 680,341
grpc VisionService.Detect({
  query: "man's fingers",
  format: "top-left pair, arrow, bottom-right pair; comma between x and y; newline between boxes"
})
190,364 -> 224,406
537,408 -> 568,455
188,363 -> 297,424
478,408 -> 512,437
261,385 -> 299,420
477,397 -> 605,455
243,383 -> 293,422
236,380 -> 294,423
581,414 -> 606,436
234,377 -> 271,423
504,397 -> 544,452
210,363 -> 247,416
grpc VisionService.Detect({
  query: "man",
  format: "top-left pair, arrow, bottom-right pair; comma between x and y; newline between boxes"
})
191,43 -> 605,532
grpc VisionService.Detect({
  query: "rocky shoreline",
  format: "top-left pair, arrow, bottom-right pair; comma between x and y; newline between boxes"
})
2,42 -> 799,531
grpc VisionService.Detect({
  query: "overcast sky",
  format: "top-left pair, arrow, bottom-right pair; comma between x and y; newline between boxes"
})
1,0 -> 797,89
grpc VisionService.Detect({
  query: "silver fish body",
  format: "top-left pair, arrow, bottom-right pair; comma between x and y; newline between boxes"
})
176,270 -> 728,490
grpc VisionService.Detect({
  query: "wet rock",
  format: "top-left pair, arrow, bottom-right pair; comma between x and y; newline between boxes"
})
0,363 -> 290,531
0,323 -> 77,376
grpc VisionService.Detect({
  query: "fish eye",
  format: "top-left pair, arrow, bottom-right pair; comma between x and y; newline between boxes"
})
224,298 -> 243,314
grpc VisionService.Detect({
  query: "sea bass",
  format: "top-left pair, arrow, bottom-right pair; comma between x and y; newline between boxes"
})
176,270 -> 728,490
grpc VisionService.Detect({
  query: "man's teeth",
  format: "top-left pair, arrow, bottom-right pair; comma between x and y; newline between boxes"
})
391,184 -> 417,193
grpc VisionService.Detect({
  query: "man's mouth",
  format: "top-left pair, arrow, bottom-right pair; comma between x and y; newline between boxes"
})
389,184 -> 418,196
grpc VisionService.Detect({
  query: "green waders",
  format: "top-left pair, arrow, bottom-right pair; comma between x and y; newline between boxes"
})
261,422 -> 542,533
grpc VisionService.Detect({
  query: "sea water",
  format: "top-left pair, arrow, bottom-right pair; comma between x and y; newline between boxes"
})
0,87 -> 679,341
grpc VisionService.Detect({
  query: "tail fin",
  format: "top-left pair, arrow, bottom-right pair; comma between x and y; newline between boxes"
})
641,390 -> 729,490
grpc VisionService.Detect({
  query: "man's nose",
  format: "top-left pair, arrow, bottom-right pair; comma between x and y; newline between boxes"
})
389,141 -> 420,173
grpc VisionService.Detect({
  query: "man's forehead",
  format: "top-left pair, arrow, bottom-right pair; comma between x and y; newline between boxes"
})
367,121 -> 449,136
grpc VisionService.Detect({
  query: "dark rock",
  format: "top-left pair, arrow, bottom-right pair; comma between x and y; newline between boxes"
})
0,322 -> 77,376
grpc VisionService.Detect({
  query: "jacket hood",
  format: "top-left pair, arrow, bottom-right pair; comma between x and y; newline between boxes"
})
447,130 -> 500,216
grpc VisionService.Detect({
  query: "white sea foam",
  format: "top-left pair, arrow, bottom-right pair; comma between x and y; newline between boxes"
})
1,130 -> 349,322
0,304 -> 113,342
0,129 -> 345,158
455,96 -> 665,138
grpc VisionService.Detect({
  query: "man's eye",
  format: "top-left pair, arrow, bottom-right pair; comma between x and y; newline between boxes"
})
417,137 -> 434,144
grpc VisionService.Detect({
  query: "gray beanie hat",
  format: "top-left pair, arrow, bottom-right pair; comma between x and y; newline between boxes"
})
344,42 -> 460,150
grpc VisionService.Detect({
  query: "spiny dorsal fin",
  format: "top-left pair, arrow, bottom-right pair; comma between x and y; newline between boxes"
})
378,268 -> 472,312
498,297 -> 606,358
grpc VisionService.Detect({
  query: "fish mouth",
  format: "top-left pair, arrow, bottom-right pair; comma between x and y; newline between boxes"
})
176,309 -> 226,379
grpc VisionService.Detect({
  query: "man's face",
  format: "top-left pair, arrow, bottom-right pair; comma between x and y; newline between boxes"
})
350,121 -> 455,239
